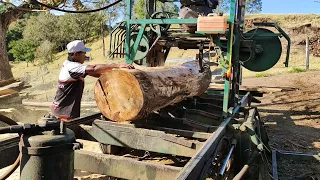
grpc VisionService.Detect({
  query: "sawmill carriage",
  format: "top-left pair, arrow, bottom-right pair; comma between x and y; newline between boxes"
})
1,0 -> 318,179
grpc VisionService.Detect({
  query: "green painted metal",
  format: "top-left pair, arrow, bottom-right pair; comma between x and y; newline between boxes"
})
129,24 -> 147,61
272,150 -> 320,180
230,0 -> 244,107
254,22 -> 291,67
195,30 -> 228,34
241,28 -> 282,72
129,31 -> 149,60
129,18 -> 197,25
239,108 -> 260,146
244,33 -> 281,37
149,11 -> 171,33
221,0 -> 236,116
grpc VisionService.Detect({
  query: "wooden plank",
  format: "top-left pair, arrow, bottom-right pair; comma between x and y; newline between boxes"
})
0,82 -> 23,96
22,101 -> 97,107
87,120 -> 203,157
88,121 -> 211,140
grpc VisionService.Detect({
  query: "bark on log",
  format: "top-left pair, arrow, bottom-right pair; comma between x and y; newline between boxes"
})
94,61 -> 211,122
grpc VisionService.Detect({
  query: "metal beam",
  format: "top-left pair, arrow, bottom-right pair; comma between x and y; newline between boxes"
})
74,150 -> 181,180
63,113 -> 102,137
89,120 -> 203,157
276,150 -> 320,162
272,150 -> 279,180
176,92 -> 248,179
64,113 -> 102,127
176,117 -> 230,179
141,126 -> 211,140
129,18 -> 198,25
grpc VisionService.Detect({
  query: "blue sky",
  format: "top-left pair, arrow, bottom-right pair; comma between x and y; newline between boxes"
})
262,0 -> 320,14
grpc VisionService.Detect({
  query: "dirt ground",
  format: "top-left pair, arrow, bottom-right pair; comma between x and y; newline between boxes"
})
243,71 -> 320,153
243,71 -> 320,179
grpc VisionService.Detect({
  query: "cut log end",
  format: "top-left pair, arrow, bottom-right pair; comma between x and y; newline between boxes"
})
94,70 -> 144,122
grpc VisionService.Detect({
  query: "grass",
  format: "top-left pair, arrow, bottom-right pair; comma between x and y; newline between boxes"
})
255,72 -> 272,78
246,14 -> 320,28
289,67 -> 307,73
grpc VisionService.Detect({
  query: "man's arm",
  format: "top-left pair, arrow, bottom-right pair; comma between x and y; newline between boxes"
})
85,63 -> 134,77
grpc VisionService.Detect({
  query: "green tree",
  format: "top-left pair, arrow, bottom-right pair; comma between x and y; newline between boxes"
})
8,39 -> 36,65
23,12 -> 103,52
216,0 -> 262,14
133,0 -> 179,19
245,0 -> 262,14
23,13 -> 59,47
58,13 -> 103,42
98,0 -> 124,28
133,0 -> 146,19
6,18 -> 26,61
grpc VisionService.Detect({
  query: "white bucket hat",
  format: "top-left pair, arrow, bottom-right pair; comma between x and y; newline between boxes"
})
67,40 -> 92,53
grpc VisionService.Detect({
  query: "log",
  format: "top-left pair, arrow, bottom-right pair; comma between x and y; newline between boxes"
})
94,61 -> 211,122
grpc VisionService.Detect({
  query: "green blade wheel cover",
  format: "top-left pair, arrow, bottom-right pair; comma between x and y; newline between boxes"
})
130,32 -> 150,61
241,28 -> 282,72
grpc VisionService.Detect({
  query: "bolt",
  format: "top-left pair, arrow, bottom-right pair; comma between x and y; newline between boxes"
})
255,45 -> 263,54
257,143 -> 264,151
239,124 -> 246,131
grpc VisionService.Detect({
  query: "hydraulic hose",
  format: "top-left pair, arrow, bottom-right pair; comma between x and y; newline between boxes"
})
0,153 -> 20,180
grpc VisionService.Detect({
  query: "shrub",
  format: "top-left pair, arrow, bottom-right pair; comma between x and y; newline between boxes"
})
255,72 -> 271,78
8,39 -> 36,63
288,67 -> 306,73
35,40 -> 56,65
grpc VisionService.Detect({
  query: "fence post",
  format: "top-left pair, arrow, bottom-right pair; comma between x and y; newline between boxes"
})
306,37 -> 309,70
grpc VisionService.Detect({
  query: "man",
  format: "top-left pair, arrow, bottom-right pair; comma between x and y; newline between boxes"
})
51,40 -> 134,120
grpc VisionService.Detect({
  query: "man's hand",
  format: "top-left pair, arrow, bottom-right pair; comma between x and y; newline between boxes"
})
119,64 -> 135,69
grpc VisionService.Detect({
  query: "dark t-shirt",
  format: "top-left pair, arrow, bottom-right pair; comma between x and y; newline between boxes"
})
51,59 -> 87,118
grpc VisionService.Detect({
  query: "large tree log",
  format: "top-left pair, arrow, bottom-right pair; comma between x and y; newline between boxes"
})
94,61 -> 211,122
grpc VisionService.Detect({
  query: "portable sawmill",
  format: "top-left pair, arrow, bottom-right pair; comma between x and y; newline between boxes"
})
1,0 -> 318,180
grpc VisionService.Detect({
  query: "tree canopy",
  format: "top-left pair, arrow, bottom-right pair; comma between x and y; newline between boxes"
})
133,0 -> 179,19
217,0 -> 262,14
